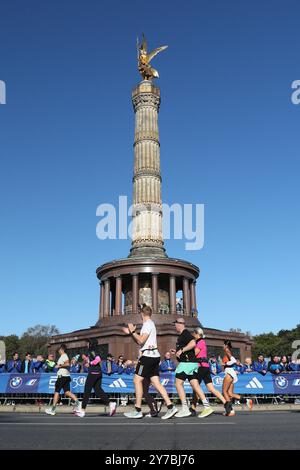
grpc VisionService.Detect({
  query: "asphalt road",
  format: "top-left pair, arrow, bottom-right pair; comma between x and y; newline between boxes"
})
0,411 -> 299,450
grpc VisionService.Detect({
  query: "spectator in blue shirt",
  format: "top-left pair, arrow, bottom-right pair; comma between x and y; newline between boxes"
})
31,355 -> 45,373
244,357 -> 253,373
0,363 -> 6,373
101,354 -> 118,375
159,352 -> 176,373
280,355 -> 289,372
253,354 -> 268,375
268,356 -> 284,374
288,361 -> 300,372
124,360 -> 135,375
209,356 -> 222,375
70,357 -> 81,373
233,359 -> 246,374
21,353 -> 33,374
116,355 -> 126,374
6,352 -> 22,373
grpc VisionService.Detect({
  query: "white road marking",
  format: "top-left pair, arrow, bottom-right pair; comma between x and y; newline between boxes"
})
0,421 -> 235,426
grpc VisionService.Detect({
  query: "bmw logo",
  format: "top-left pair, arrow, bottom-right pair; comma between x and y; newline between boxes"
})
10,377 -> 23,389
275,376 -> 288,389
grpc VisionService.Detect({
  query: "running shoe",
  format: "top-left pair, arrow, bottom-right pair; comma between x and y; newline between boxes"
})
109,402 -> 117,416
74,409 -> 86,418
161,406 -> 178,420
224,401 -> 233,416
73,401 -> 82,414
124,410 -> 143,419
45,407 -> 56,416
175,407 -> 191,418
145,412 -> 159,418
198,407 -> 214,419
246,399 -> 253,411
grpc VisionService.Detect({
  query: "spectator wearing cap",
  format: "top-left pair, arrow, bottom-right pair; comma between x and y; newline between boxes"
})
268,356 -> 284,374
252,354 -> 268,376
101,354 -> 118,375
209,356 -> 222,375
159,352 -> 176,373
6,352 -> 22,373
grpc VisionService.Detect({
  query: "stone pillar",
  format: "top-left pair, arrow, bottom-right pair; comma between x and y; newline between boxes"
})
132,274 -> 139,315
129,80 -> 166,258
190,280 -> 197,317
99,282 -> 105,319
152,273 -> 158,314
104,279 -> 110,317
115,275 -> 122,315
169,275 -> 176,315
183,278 -> 190,316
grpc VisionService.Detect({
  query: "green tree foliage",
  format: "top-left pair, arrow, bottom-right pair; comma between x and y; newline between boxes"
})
0,325 -> 60,360
0,335 -> 20,360
252,324 -> 300,358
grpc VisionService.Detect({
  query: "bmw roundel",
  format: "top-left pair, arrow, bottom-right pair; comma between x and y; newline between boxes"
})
10,376 -> 23,389
275,375 -> 288,389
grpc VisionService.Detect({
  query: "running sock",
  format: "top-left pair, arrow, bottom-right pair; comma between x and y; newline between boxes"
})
135,406 -> 142,412
239,397 -> 246,404
202,399 -> 210,408
75,400 -> 80,406
51,405 -> 56,411
181,399 -> 188,407
167,404 -> 173,410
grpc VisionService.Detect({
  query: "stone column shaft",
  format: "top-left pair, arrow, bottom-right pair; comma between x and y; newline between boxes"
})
104,279 -> 110,317
132,274 -> 139,315
183,278 -> 190,316
152,273 -> 158,314
169,275 -> 176,315
115,276 -> 122,315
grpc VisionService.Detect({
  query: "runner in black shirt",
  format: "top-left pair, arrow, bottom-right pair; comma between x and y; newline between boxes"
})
170,318 -> 214,418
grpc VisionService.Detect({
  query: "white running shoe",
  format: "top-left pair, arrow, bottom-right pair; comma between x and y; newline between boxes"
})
73,402 -> 82,414
161,406 -> 178,420
109,402 -> 117,417
124,410 -> 143,419
45,407 -> 56,416
175,407 -> 191,418
74,409 -> 85,418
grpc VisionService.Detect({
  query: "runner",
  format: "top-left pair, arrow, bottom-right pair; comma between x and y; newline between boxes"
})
74,348 -> 117,418
123,305 -> 178,420
222,340 -> 253,416
189,328 -> 231,416
45,344 -> 81,416
170,318 -> 214,418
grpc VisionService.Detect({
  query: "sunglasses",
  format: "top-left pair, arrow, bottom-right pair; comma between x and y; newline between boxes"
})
173,320 -> 185,325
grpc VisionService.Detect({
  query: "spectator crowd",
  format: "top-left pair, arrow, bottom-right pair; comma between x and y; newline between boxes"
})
0,351 -> 300,375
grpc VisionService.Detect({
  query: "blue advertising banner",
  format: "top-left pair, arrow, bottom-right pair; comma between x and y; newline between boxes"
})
272,374 -> 300,394
1,372 -> 299,395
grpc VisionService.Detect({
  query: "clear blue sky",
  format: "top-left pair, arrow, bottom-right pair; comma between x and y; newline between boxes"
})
0,0 -> 299,337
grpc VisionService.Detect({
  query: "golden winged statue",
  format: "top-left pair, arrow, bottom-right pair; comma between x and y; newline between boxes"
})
137,33 -> 168,80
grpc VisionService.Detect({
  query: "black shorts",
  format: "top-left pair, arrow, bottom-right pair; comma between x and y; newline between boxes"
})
55,376 -> 71,394
135,356 -> 160,378
194,366 -> 212,385
175,372 -> 196,382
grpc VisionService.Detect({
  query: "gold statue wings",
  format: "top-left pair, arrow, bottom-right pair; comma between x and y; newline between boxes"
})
137,33 -> 168,80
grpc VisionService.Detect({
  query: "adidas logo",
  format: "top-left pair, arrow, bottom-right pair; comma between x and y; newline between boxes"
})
246,377 -> 263,389
109,378 -> 127,388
